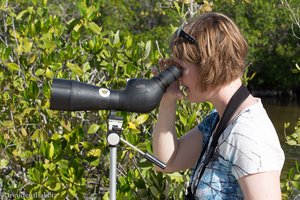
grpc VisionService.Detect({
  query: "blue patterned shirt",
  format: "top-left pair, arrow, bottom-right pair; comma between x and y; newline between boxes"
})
190,99 -> 285,200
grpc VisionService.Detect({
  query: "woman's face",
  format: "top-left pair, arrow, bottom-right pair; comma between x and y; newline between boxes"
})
173,57 -> 214,103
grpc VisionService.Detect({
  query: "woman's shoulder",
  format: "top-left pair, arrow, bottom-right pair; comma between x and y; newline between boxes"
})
231,98 -> 276,136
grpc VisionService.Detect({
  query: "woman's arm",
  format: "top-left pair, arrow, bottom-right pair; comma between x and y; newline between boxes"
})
152,59 -> 203,172
152,95 -> 203,172
238,171 -> 282,200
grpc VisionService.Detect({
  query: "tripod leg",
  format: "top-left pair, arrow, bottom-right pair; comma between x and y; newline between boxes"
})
109,146 -> 117,200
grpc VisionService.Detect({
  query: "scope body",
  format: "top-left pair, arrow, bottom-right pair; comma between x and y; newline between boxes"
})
50,66 -> 182,113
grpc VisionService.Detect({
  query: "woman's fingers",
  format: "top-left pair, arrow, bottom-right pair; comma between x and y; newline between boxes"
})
158,58 -> 174,71
151,67 -> 159,76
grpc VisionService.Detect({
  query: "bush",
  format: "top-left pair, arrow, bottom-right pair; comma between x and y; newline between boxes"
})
281,119 -> 300,199
0,0 -> 211,199
213,0 -> 300,94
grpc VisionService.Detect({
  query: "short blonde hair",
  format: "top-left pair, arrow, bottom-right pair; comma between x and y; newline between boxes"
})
171,12 -> 248,91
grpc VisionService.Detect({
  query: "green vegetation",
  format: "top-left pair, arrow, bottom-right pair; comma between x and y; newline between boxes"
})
0,0 -> 299,199
279,1 -> 300,199
214,0 -> 300,94
282,119 -> 300,199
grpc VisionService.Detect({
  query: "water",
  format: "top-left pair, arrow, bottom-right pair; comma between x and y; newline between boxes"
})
262,97 -> 300,178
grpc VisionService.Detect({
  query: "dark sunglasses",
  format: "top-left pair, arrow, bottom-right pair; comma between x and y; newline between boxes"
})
176,26 -> 198,46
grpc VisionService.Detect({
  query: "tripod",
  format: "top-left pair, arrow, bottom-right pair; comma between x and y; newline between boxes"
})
107,111 -> 166,200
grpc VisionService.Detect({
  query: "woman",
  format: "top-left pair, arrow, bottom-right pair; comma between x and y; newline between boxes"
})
152,12 -> 285,199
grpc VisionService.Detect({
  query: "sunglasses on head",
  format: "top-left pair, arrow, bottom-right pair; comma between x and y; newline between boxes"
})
176,26 -> 198,46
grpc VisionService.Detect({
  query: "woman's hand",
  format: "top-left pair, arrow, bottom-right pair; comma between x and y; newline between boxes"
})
152,58 -> 184,101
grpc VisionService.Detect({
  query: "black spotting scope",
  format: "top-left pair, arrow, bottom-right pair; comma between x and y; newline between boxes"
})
50,66 -> 182,113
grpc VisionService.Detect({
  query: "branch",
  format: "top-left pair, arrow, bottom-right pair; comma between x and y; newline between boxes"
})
282,0 -> 300,40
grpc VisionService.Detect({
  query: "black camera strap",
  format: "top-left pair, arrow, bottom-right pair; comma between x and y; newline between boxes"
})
185,85 -> 250,200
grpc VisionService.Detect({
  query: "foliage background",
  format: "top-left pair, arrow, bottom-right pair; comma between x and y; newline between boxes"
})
0,0 -> 299,199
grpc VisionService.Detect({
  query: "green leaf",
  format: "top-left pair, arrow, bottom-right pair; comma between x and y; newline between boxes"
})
291,181 -> 300,189
31,129 -> 42,140
43,0 -> 48,6
26,81 -> 39,99
56,159 -> 69,170
48,142 -> 55,160
66,62 -> 83,75
6,62 -> 20,71
1,120 -> 14,128
149,185 -> 159,197
167,172 -> 184,183
80,141 -> 93,149
135,114 -> 149,125
28,168 -> 39,182
88,21 -> 102,34
113,30 -> 120,45
21,128 -> 28,136
82,62 -> 91,72
144,40 -> 151,59
100,60 -> 108,66
87,148 -> 101,157
126,35 -> 133,48
49,63 -> 62,71
49,182 -> 61,192
102,192 -> 109,200
27,6 -> 34,14
296,63 -> 300,71
40,141 -> 49,157
60,120 -> 72,132
179,112 -> 187,126
87,124 -> 100,134
2,47 -> 12,60
29,54 -> 36,64
284,122 -> 290,129
188,112 -> 197,127
45,68 -> 54,78
174,2 -> 181,13
287,140 -> 297,146
73,23 -> 82,32
43,162 -> 55,171
0,159 -> 9,168
90,158 -> 100,166
21,38 -> 33,53
22,107 -> 35,116
294,174 -> 300,181
16,9 -> 29,20
51,133 -> 62,140
35,69 -> 45,76
69,188 -> 77,197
